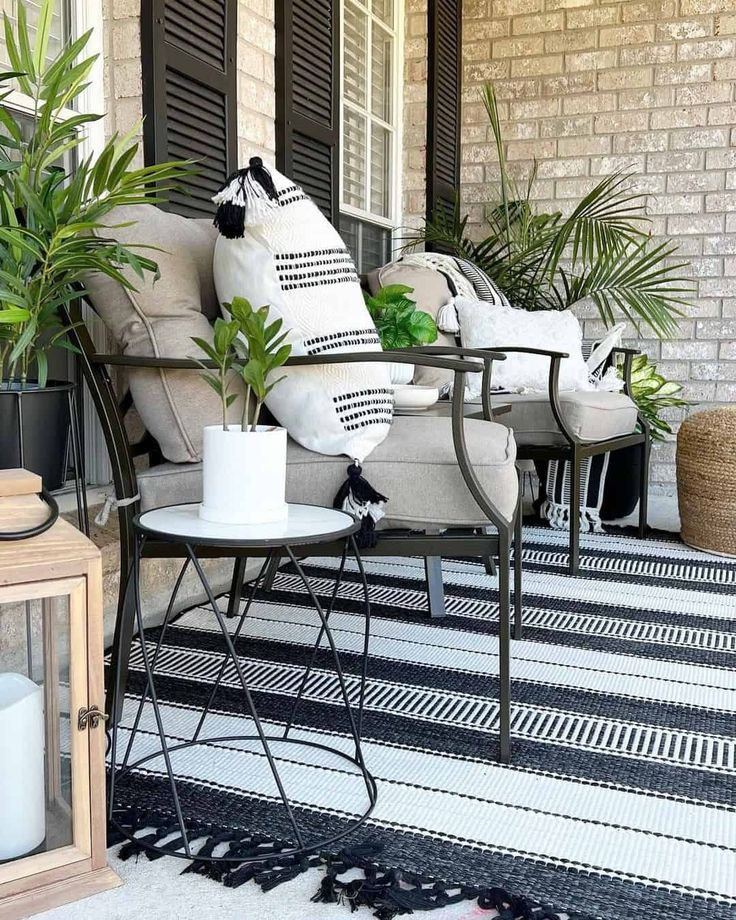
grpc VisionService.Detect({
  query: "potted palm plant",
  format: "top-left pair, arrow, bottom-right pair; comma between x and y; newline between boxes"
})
193,297 -> 292,526
415,81 -> 693,516
0,0 -> 189,488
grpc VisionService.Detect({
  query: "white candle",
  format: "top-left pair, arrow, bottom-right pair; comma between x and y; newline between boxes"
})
0,672 -> 45,861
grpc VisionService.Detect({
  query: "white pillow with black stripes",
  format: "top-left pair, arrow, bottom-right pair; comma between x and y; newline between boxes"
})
212,161 -> 392,462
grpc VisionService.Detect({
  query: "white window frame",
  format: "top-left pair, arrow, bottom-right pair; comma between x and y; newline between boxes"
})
339,0 -> 404,237
2,0 -> 105,160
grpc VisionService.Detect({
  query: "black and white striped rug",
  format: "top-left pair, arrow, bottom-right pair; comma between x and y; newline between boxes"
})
111,527 -> 736,920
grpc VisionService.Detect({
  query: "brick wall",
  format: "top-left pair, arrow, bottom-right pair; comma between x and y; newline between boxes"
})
236,0 -> 276,161
461,0 -> 736,492
103,0 -> 143,165
404,0 -> 430,230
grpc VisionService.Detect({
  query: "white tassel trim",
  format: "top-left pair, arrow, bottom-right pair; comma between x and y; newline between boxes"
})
437,301 -> 460,333
539,499 -> 604,534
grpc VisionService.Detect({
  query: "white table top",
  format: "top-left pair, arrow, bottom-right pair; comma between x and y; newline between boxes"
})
136,503 -> 357,547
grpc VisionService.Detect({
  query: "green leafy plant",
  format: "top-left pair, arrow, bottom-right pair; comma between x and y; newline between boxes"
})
364,284 -> 438,350
413,82 -> 692,341
228,296 -> 292,431
622,354 -> 690,441
191,318 -> 240,430
0,0 -> 191,388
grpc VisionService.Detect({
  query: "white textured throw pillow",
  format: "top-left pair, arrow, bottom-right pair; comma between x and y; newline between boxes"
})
455,296 -> 592,397
212,159 -> 393,464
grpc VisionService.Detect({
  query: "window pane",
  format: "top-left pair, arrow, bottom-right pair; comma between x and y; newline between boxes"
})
370,124 -> 390,217
343,107 -> 367,210
0,0 -> 66,73
372,0 -> 394,27
371,25 -> 392,122
343,0 -> 367,108
340,213 -> 391,273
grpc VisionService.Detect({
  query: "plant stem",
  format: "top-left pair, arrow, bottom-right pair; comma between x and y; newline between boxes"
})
251,400 -> 263,433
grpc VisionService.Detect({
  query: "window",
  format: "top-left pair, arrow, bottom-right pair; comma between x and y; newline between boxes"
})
0,0 -> 69,106
340,0 -> 402,272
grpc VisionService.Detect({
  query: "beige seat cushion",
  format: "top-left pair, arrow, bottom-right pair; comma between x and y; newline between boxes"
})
83,204 -> 244,464
498,390 -> 638,445
138,415 -> 518,527
367,261 -> 456,390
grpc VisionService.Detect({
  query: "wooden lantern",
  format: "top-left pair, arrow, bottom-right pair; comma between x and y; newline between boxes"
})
0,470 -> 120,918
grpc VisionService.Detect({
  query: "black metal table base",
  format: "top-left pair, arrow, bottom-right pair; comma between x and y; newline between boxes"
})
108,533 -> 377,863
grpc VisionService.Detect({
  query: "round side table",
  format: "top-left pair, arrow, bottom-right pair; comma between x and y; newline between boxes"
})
108,503 -> 376,862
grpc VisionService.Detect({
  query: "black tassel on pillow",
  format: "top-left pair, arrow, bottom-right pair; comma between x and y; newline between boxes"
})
212,156 -> 279,239
333,463 -> 388,549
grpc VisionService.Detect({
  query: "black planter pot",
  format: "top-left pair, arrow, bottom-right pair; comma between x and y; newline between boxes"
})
0,381 -> 73,491
600,442 -> 644,521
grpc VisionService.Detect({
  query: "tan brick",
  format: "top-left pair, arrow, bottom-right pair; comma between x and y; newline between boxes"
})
491,0 -> 540,14
563,92 -> 616,113
619,44 -> 676,65
618,87 -> 673,109
675,82 -> 732,104
536,156 -> 589,176
598,66 -> 652,89
667,171 -> 724,192
566,6 -> 619,27
650,106 -> 708,129
512,10 -> 564,32
600,23 -> 656,45
654,62 -> 713,83
594,111 -> 650,133
509,97 -> 561,118
670,127 -> 730,149
544,28 -> 597,51
656,18 -> 713,39
590,154 -> 647,173
558,134 -> 611,156
713,58 -> 736,79
510,55 -> 564,76
668,214 -> 724,234
566,49 -> 618,71
506,138 -> 558,159
614,132 -> 668,153
680,0 -> 736,12
492,36 -> 545,58
541,115 -> 592,136
622,0 -> 677,19
542,72 -> 597,94
677,37 -> 736,58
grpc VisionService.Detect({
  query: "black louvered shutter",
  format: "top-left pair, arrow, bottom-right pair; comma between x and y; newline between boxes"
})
275,0 -> 340,224
141,0 -> 237,217
426,0 -> 462,226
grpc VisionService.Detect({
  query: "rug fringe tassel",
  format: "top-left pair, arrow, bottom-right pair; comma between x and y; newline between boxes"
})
111,810 -> 564,920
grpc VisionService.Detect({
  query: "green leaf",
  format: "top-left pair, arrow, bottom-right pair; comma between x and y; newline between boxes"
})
0,306 -> 30,323
32,0 -> 54,74
406,309 -> 438,344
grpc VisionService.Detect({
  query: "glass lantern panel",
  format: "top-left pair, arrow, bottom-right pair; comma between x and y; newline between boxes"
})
0,594 -> 73,863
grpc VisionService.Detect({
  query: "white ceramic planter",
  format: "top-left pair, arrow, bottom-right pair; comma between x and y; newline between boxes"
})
389,362 -> 414,385
200,425 -> 288,525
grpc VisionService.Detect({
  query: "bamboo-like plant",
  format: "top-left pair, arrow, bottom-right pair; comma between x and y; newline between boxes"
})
0,0 -> 191,387
413,82 -> 692,340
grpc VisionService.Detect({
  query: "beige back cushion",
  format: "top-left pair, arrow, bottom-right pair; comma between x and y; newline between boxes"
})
83,204 -> 243,463
367,261 -> 456,389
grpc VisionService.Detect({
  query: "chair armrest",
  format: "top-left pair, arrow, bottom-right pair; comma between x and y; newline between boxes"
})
394,345 -> 508,422
609,347 -> 640,398
90,350 -> 481,374
491,345 -> 570,359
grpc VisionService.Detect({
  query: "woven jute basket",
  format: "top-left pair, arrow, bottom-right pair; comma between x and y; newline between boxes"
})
677,406 -> 736,556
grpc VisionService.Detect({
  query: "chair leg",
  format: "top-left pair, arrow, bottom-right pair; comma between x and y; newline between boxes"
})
638,438 -> 650,540
262,553 -> 281,592
226,557 -> 248,619
497,527 -> 512,764
569,449 -> 581,575
105,541 -> 136,726
483,526 -> 497,576
513,473 -> 523,640
424,556 -> 446,618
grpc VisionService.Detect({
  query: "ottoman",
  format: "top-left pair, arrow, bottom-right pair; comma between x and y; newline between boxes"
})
677,406 -> 736,556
